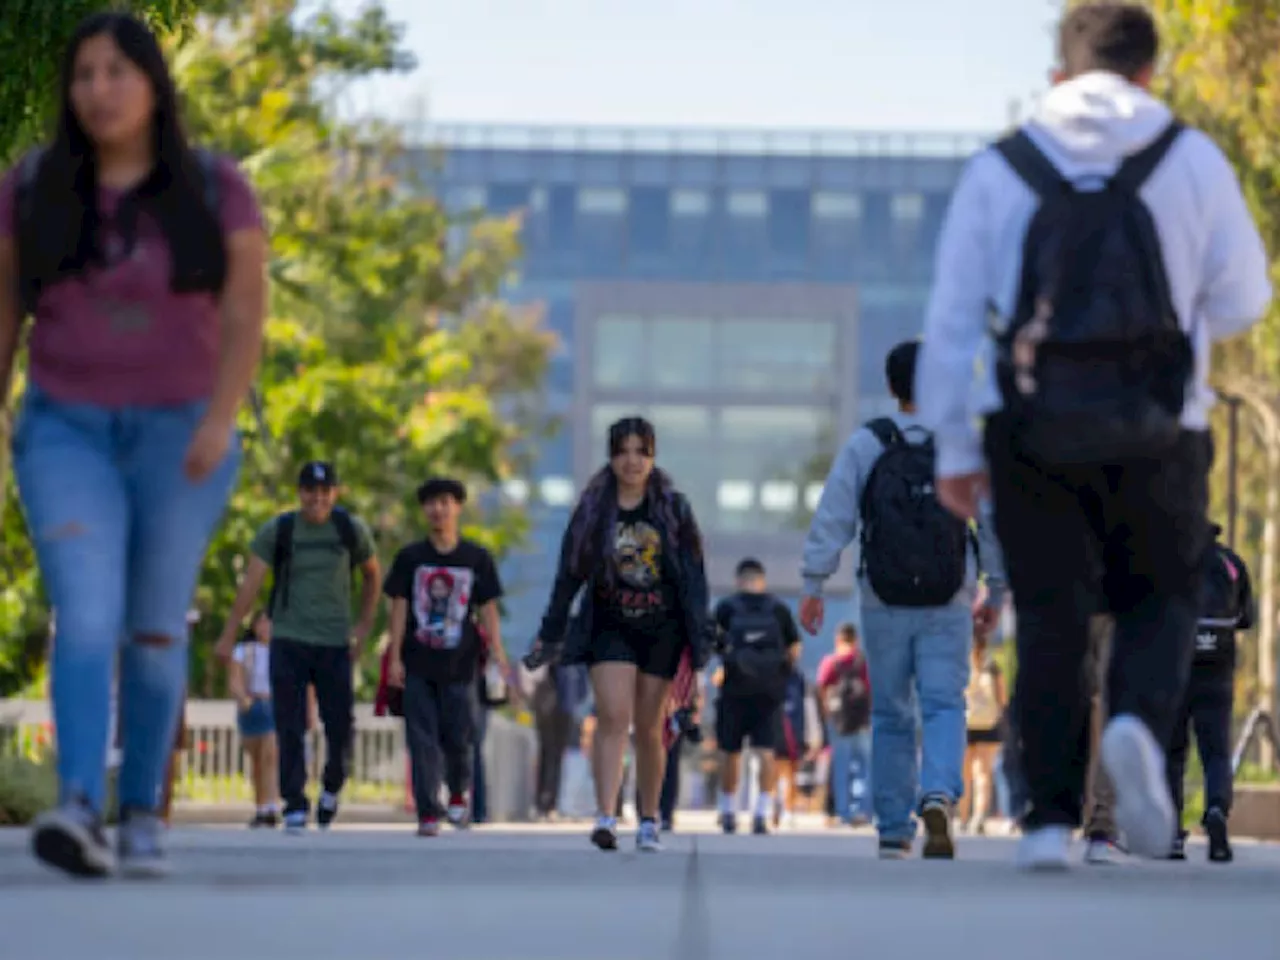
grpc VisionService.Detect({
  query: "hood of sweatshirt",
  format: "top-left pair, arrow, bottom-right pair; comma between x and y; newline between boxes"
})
1025,70 -> 1173,175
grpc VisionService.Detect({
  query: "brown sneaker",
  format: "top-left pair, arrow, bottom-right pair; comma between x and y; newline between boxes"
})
920,796 -> 955,860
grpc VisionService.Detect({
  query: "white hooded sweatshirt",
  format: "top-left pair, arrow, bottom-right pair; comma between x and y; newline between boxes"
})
916,71 -> 1273,479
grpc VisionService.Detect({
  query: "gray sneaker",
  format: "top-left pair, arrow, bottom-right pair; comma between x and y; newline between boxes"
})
117,808 -> 171,879
636,818 -> 662,852
31,799 -> 115,878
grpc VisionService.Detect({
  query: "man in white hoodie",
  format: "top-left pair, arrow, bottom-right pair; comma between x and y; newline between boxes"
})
916,2 -> 1271,870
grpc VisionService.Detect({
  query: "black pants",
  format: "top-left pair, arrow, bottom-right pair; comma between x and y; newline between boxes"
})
617,736 -> 682,822
1167,667 -> 1234,825
535,709 -> 574,815
985,416 -> 1210,829
270,638 -> 354,815
404,674 -> 476,820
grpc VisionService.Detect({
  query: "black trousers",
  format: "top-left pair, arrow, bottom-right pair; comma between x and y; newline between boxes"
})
270,638 -> 354,815
535,709 -> 574,815
1167,666 -> 1234,825
404,674 -> 476,820
985,416 -> 1210,829
617,736 -> 682,822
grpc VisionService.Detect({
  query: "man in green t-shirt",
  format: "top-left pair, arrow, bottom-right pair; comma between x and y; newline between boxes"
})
217,461 -> 380,832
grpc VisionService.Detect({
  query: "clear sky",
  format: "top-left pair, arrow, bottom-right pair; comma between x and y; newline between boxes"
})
324,0 -> 1059,134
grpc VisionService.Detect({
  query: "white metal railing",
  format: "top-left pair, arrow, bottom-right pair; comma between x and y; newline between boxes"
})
0,698 -> 538,822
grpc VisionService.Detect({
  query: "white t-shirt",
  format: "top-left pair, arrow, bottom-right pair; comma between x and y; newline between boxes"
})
233,641 -> 272,699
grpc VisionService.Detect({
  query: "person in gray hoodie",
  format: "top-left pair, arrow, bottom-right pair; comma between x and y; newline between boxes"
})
915,3 -> 1271,871
799,340 -> 1007,861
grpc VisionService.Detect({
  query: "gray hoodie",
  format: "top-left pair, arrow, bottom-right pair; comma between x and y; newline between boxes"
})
800,409 -> 1006,610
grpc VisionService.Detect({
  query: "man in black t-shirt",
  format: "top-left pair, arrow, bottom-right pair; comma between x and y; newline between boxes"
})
712,558 -> 801,835
385,477 -> 508,836
1167,524 -> 1255,864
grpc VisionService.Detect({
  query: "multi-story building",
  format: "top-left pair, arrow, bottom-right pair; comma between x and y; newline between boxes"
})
418,125 -> 987,673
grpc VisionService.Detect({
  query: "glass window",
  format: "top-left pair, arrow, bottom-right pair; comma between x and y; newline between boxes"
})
594,316 -> 647,389
891,192 -> 925,222
727,190 -> 767,218
548,185 -> 577,251
716,319 -> 837,393
539,476 -> 575,508
813,192 -> 863,219
579,187 -> 627,215
628,186 -> 670,256
716,406 -> 834,533
768,189 -> 810,258
447,185 -> 486,212
651,317 -> 713,392
501,478 -> 531,505
487,183 -> 530,215
672,189 -> 710,217
649,404 -> 715,527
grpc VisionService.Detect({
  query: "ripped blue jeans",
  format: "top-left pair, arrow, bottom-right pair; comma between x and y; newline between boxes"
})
14,386 -> 240,815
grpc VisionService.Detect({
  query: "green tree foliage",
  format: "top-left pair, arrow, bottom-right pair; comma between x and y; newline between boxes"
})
0,0 -> 203,159
0,0 -> 556,697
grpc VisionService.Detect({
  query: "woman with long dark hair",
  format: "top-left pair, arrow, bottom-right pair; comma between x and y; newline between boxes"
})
532,417 -> 710,852
0,13 -> 265,877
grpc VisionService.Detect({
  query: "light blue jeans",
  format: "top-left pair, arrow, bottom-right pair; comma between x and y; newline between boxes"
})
828,726 -> 872,822
14,386 -> 240,815
861,604 -> 971,842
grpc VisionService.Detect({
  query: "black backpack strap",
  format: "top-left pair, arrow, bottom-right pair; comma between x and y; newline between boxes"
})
994,130 -> 1073,200
193,148 -> 222,213
1109,121 -> 1184,193
330,506 -> 360,571
865,417 -> 904,450
268,511 -> 297,614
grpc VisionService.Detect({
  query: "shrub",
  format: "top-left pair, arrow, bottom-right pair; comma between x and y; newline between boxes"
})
0,754 -> 56,825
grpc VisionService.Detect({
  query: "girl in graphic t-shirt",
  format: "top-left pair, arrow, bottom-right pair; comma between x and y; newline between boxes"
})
230,612 -> 280,828
531,417 -> 711,853
0,13 -> 265,878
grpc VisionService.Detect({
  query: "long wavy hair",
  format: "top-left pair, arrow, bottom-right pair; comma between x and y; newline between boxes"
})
16,13 -> 226,312
565,417 -> 703,584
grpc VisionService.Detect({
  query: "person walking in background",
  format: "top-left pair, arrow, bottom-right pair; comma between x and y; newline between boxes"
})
217,461 -> 380,834
773,661 -> 819,830
959,627 -> 1006,836
815,623 -> 872,828
529,416 -> 711,853
916,3 -> 1270,869
385,478 -> 510,837
801,341 -> 1007,861
1168,524 -> 1255,863
713,558 -> 801,835
532,664 -> 587,820
229,612 -> 280,828
2,12 -> 266,877
1083,615 -> 1120,864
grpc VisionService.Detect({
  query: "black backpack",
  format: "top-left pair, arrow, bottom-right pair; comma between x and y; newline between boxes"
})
858,419 -> 971,607
825,654 -> 871,736
721,594 -> 790,701
268,507 -> 360,614
992,122 -> 1193,467
13,147 -> 222,317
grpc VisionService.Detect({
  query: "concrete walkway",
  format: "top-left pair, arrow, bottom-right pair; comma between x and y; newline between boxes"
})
2,820 -> 1277,960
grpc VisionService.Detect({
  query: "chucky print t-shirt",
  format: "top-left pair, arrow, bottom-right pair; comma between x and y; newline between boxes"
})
596,500 -> 677,634
384,539 -> 502,683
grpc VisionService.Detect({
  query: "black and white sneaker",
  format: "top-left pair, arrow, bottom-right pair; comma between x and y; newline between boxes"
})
283,810 -> 308,835
878,837 -> 911,860
1168,834 -> 1187,861
1205,808 -> 1233,863
316,792 -> 339,830
590,816 -> 618,851
751,815 -> 768,835
31,799 -> 115,878
720,812 -> 737,835
920,795 -> 955,860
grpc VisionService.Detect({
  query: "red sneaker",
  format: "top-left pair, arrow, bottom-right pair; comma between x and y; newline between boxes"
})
417,818 -> 440,837
446,795 -> 469,828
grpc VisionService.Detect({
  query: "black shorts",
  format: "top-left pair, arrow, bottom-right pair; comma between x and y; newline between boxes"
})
967,727 -> 1002,745
588,625 -> 685,680
716,695 -> 781,753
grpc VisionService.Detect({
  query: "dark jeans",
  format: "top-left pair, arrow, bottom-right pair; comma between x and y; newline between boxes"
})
472,702 -> 489,823
535,709 -> 574,815
404,674 -> 476,820
270,638 -> 354,815
985,416 -> 1210,829
660,737 -> 682,823
1167,667 -> 1234,826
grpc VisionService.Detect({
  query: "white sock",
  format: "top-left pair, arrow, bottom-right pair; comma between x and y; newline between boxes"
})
754,791 -> 773,819
595,813 -> 617,828
718,791 -> 735,815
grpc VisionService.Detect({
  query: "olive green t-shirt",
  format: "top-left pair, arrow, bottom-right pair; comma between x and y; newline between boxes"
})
251,512 -> 376,647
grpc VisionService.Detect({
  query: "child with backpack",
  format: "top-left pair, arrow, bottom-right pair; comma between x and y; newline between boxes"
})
1167,524 -> 1255,863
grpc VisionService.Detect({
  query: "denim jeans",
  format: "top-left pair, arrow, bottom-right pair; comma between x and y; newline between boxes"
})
861,604 -> 972,841
14,386 -> 240,815
828,726 -> 872,822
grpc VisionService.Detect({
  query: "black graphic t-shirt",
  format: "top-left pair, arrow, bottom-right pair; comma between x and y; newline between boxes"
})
383,539 -> 503,683
595,500 -> 678,635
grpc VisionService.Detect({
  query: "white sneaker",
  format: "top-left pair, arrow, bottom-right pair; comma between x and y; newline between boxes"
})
1017,826 -> 1071,871
1084,838 -> 1122,865
1102,714 -> 1174,860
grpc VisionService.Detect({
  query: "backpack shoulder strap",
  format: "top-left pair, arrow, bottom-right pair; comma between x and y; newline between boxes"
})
268,511 -> 297,614
865,417 -> 904,450
994,130 -> 1073,200
1109,121 -> 1184,194
330,506 -> 360,571
193,148 -> 222,213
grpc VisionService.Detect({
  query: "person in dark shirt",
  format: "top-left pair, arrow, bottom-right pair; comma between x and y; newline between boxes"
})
531,416 -> 710,853
385,477 -> 510,836
713,558 -> 801,835
1166,524 -> 1255,863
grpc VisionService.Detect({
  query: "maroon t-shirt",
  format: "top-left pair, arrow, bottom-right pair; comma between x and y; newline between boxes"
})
0,155 -> 262,407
